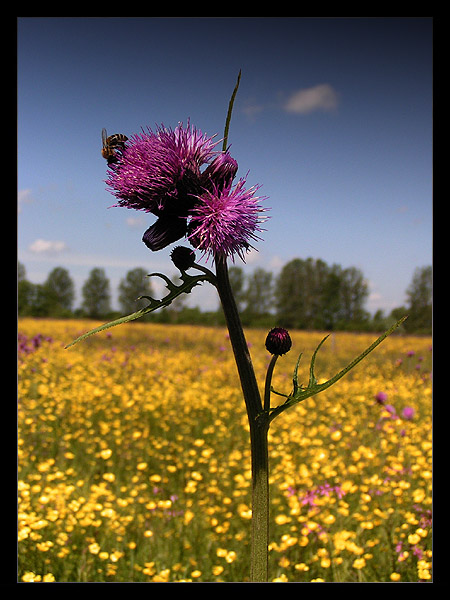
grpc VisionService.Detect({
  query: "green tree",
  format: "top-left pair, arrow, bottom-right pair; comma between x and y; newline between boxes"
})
303,257 -> 330,329
32,284 -> 55,317
275,258 -> 330,329
18,262 -> 68,317
81,268 -> 112,319
18,262 -> 26,283
338,266 -> 369,325
275,259 -> 308,329
228,266 -> 246,312
118,268 -> 154,314
321,264 -> 343,330
43,267 -> 75,316
275,258 -> 369,330
404,266 -> 432,333
18,262 -> 35,316
18,280 -> 37,316
242,268 -> 273,324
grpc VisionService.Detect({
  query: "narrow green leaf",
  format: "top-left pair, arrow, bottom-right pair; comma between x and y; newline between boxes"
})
292,352 -> 303,395
223,70 -> 241,152
65,268 -> 216,349
64,308 -> 154,349
308,335 -> 329,387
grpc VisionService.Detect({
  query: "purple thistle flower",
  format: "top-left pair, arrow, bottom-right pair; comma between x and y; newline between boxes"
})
104,120 -> 266,256
105,120 -> 268,256
107,122 -> 217,213
188,177 -> 268,261
106,122 -> 220,250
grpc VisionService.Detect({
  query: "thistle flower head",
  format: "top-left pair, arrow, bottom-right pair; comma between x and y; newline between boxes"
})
188,177 -> 268,261
104,120 -> 268,255
106,122 -> 218,216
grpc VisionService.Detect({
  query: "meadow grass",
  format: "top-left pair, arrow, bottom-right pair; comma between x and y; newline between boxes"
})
18,319 -> 432,582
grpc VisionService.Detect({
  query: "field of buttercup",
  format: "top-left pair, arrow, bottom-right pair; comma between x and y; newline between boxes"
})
18,318 -> 432,582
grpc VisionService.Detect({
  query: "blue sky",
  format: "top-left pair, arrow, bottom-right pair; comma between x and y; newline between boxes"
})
18,17 -> 432,314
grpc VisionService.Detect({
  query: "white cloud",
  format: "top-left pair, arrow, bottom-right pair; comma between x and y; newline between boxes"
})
244,247 -> 261,265
242,103 -> 264,120
284,84 -> 339,115
29,239 -> 68,255
18,188 -> 34,212
368,291 -> 382,304
267,255 -> 284,272
126,215 -> 146,229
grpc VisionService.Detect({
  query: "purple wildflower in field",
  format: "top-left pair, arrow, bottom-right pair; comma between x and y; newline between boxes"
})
296,482 -> 346,507
385,404 -> 397,417
402,406 -> 415,420
413,505 -> 432,528
18,333 -> 53,356
375,391 -> 388,405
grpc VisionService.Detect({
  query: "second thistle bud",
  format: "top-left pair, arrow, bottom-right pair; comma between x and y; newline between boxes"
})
170,246 -> 196,271
265,327 -> 292,356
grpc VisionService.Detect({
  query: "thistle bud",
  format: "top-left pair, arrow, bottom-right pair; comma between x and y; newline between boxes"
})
170,246 -> 196,271
200,152 -> 238,191
265,327 -> 292,356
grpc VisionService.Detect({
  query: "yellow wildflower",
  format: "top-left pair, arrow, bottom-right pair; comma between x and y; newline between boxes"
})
352,558 -> 366,569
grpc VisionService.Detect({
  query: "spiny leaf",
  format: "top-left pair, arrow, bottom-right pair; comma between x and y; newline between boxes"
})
292,352 -> 303,395
308,335 -> 329,388
65,267 -> 216,349
268,316 -> 407,423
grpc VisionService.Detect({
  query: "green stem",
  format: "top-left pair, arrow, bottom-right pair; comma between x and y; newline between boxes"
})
264,355 -> 278,412
222,70 -> 241,152
214,255 -> 269,582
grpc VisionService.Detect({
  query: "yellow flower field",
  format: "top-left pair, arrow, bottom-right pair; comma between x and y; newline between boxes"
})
18,318 -> 432,582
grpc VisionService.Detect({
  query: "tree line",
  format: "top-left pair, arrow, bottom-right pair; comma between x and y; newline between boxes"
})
17,259 -> 431,334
